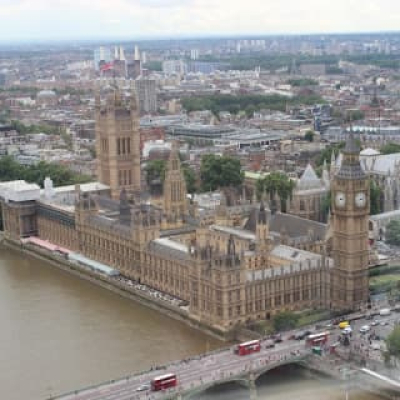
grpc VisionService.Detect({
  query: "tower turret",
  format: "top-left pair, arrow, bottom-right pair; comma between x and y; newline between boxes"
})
95,83 -> 141,199
331,131 -> 370,310
163,141 -> 188,222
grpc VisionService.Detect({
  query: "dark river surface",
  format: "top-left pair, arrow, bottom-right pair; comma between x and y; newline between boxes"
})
0,247 -> 383,400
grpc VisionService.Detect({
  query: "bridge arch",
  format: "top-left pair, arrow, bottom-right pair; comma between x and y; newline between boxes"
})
180,356 -> 309,400
182,376 -> 250,400
253,359 -> 307,382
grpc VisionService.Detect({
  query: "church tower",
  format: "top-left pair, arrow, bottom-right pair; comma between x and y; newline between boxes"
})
95,83 -> 141,200
163,141 -> 188,220
331,132 -> 370,310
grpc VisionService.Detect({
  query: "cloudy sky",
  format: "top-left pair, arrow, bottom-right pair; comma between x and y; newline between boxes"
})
0,0 -> 399,41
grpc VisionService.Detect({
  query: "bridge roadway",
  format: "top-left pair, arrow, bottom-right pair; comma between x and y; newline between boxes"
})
55,339 -> 308,400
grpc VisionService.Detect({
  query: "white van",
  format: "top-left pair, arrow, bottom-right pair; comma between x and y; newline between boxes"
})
379,308 -> 391,316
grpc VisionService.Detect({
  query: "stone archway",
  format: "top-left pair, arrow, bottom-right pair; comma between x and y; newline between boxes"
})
183,377 -> 249,400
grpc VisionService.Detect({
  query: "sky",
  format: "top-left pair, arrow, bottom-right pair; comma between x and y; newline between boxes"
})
0,0 -> 399,41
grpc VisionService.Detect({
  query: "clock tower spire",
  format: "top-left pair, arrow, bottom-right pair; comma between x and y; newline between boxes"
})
331,131 -> 370,311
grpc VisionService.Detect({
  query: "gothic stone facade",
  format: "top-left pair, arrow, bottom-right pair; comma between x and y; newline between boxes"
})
0,84 -> 370,332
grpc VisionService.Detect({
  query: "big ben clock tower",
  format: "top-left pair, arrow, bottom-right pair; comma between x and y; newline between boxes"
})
331,132 -> 370,311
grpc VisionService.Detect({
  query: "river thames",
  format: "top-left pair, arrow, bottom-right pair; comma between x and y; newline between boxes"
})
0,247 -> 382,400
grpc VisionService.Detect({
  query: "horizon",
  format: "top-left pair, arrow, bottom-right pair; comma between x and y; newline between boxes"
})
1,30 -> 400,47
1,0 -> 400,42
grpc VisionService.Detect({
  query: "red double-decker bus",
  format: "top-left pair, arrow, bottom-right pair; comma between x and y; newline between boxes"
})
235,340 -> 261,356
151,373 -> 177,391
306,332 -> 329,346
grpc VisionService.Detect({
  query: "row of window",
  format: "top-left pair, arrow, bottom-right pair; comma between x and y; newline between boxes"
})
117,137 -> 131,156
119,170 -> 133,186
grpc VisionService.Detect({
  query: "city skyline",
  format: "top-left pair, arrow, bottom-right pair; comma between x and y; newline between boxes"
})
1,0 -> 400,41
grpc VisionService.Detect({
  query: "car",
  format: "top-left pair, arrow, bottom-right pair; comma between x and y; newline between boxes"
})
272,334 -> 283,343
295,331 -> 310,340
380,321 -> 389,326
379,308 -> 391,316
136,384 -> 150,392
265,340 -> 275,349
359,325 -> 370,334
339,321 -> 350,329
343,326 -> 352,334
371,320 -> 379,326
370,343 -> 381,351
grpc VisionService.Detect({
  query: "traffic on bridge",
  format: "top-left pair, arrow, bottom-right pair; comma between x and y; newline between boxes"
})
55,338 -> 307,400
54,305 -> 400,400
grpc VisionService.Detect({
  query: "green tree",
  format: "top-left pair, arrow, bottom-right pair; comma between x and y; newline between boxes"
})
320,191 -> 331,222
181,93 -> 325,116
272,311 -> 300,332
345,110 -> 365,122
0,156 -> 90,187
145,159 -> 197,193
288,78 -> 318,86
315,142 -> 345,167
386,220 -> 400,246
386,326 -> 400,363
143,61 -> 162,71
200,154 -> 244,191
380,143 -> 400,155
256,172 -> 295,212
145,160 -> 166,187
370,180 -> 382,215
182,164 -> 196,194
304,130 -> 315,142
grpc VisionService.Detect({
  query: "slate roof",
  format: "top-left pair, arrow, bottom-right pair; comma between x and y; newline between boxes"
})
343,131 -> 360,154
244,208 -> 327,240
148,238 -> 191,261
297,164 -> 323,190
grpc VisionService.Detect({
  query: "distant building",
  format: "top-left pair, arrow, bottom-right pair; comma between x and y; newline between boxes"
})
94,47 -> 112,71
36,90 -> 58,107
187,61 -> 226,74
190,49 -> 199,60
162,60 -> 187,75
135,79 -> 157,114
299,64 -> 326,76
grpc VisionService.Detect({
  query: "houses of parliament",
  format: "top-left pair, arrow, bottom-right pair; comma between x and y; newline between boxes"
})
0,86 -> 371,332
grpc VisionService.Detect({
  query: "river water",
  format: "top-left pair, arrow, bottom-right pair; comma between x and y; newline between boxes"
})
0,247 -> 383,400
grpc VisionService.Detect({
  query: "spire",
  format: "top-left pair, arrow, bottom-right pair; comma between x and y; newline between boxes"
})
134,45 -> 140,61
343,130 -> 360,154
258,200 -> 267,224
168,141 -> 180,171
322,159 -> 330,185
119,46 -> 125,61
336,130 -> 365,180
330,149 -> 336,165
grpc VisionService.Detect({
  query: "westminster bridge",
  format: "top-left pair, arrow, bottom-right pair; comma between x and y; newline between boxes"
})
51,333 -> 400,400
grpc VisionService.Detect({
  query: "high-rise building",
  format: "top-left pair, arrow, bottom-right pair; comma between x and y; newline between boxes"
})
94,46 -> 112,71
163,141 -> 188,218
331,132 -> 370,310
135,79 -> 157,114
95,84 -> 141,199
190,49 -> 199,60
162,60 -> 187,75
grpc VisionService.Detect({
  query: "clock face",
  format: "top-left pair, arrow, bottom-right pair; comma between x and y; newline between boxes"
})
335,192 -> 346,208
355,192 -> 366,208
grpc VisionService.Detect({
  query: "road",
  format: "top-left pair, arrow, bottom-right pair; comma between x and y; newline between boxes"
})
56,306 -> 400,400
56,339 -> 306,400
